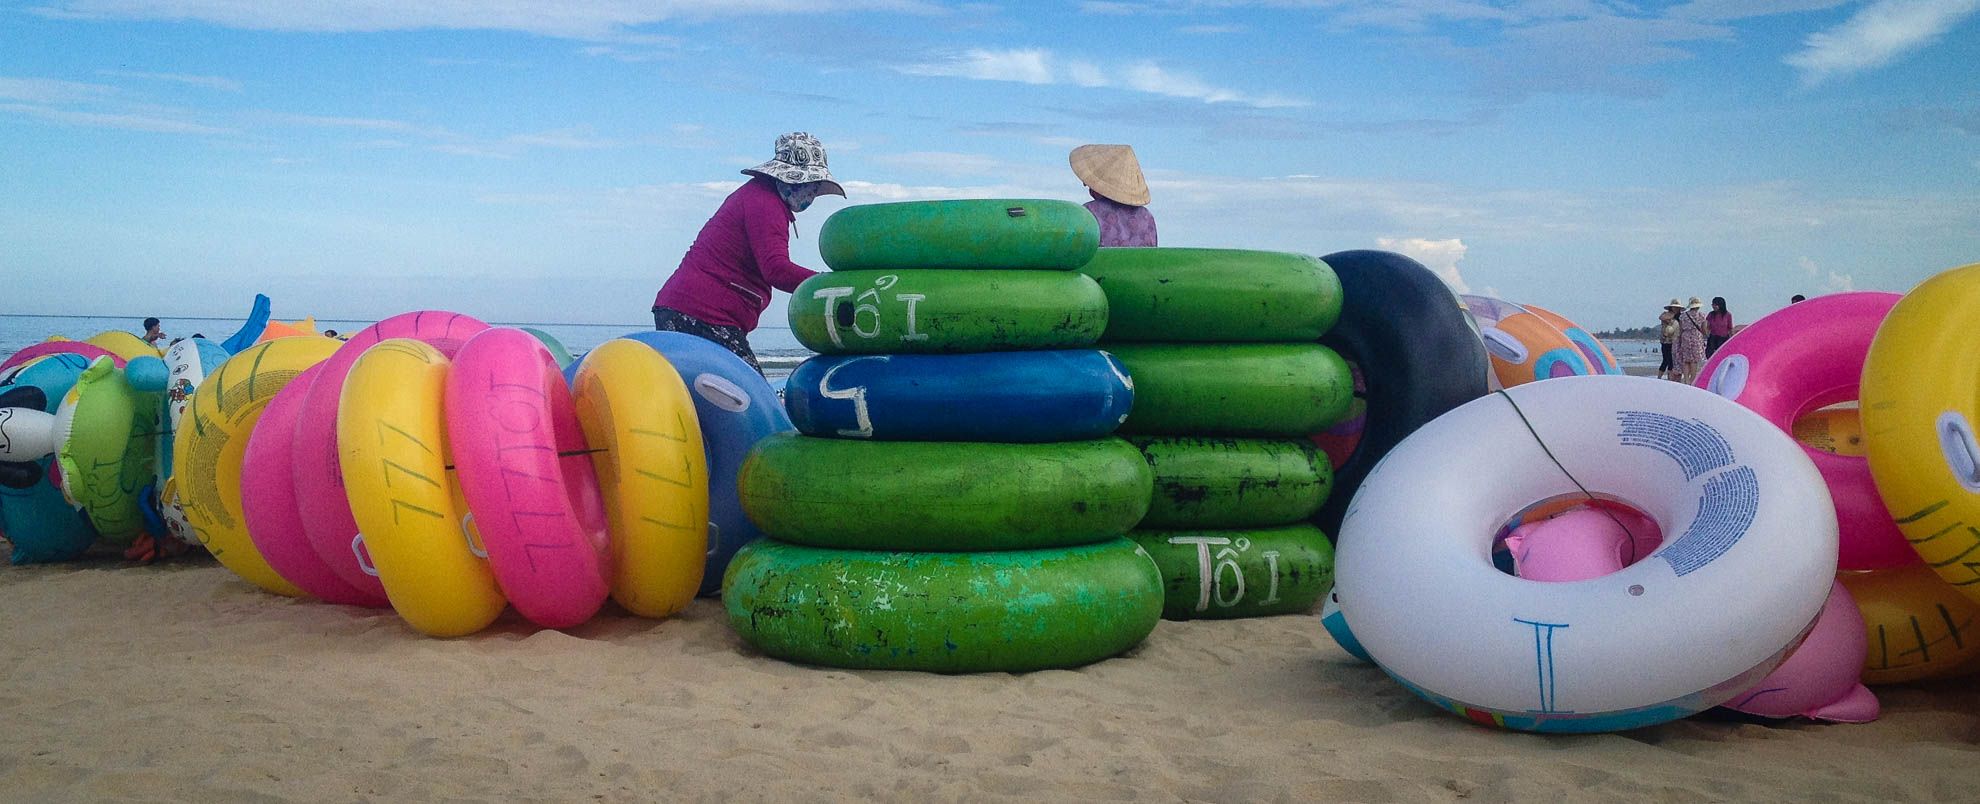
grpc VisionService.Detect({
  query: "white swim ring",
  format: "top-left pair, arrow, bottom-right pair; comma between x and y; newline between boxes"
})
1336,375 -> 1835,732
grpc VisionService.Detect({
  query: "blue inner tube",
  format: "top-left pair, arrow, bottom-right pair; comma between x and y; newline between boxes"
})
784,350 -> 1134,442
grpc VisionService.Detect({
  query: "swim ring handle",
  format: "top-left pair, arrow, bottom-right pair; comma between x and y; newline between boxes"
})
350,534 -> 380,577
461,512 -> 489,559
1940,411 -> 1980,492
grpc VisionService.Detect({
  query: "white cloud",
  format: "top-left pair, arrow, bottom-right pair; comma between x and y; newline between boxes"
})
0,101 -> 232,133
1178,23 -> 1247,34
1377,237 -> 1472,293
1670,0 -> 1852,21
35,1 -> 942,39
96,69 -> 242,91
0,76 -> 115,103
1798,255 -> 1856,292
1786,0 -> 1980,85
900,48 -> 1307,108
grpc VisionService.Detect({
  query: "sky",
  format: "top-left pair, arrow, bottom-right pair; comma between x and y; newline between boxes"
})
1,1 -> 1976,331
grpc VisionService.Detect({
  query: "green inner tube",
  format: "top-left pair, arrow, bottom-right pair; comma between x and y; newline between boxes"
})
53,359 -> 155,543
1082,248 -> 1343,342
519,327 -> 574,369
819,199 -> 1099,272
723,538 -> 1164,673
789,269 -> 1109,355
740,434 -> 1152,551
1130,437 -> 1332,528
1109,343 -> 1354,437
1130,525 -> 1334,620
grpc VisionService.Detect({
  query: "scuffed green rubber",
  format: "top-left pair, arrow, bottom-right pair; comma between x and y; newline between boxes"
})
1081,248 -> 1343,342
1130,525 -> 1334,620
1129,437 -> 1331,528
740,434 -> 1151,551
723,538 -> 1164,672
819,199 -> 1099,271
1108,343 -> 1354,437
789,269 -> 1108,354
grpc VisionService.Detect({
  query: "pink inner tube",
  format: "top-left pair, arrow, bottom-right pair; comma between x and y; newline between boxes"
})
1696,291 -> 1911,570
242,364 -> 388,607
293,311 -> 491,598
0,342 -> 124,374
446,327 -> 610,629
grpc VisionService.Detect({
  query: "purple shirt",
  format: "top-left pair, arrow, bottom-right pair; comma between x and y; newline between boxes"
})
1084,195 -> 1157,247
653,176 -> 818,331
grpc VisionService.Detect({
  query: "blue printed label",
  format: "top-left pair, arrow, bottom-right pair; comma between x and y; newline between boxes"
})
1617,411 -> 1734,481
1616,410 -> 1759,577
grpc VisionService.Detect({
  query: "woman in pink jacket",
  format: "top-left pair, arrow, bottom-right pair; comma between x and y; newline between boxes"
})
652,132 -> 844,373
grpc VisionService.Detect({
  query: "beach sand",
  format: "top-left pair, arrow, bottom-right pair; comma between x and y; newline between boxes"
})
2,557 -> 1976,803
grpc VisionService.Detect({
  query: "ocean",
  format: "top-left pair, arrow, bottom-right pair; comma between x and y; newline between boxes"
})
0,314 -> 814,378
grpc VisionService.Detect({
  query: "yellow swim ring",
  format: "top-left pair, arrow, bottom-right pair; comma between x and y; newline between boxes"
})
1862,262 -> 1980,601
175,336 -> 339,595
85,330 -> 161,361
338,338 -> 506,637
1793,406 -> 1865,458
571,339 -> 709,618
1838,564 -> 1980,684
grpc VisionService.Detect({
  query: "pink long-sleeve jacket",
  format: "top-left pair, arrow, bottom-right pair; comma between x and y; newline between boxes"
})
652,176 -> 818,331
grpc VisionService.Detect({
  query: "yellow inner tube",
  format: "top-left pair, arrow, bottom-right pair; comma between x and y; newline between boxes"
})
175,336 -> 340,595
338,338 -> 506,637
84,330 -> 161,361
1862,262 -> 1980,602
572,339 -> 709,618
1838,564 -> 1980,684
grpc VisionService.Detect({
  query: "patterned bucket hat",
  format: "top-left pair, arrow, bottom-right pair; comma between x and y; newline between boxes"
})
743,131 -> 845,196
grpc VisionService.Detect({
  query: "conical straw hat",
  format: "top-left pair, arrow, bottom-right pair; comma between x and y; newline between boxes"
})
1069,144 -> 1150,206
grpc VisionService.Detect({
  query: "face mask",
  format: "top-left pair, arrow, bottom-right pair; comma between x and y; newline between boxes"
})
778,181 -> 819,213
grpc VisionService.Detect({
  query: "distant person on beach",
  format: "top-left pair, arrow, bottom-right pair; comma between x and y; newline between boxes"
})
1705,297 -> 1733,357
1656,299 -> 1681,380
141,317 -> 166,346
1071,144 -> 1156,247
1791,294 -> 1806,303
651,132 -> 844,374
1676,297 -> 1709,382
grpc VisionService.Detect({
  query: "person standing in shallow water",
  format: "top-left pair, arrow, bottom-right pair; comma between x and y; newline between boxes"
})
1071,144 -> 1156,247
140,317 -> 166,346
651,132 -> 845,375
1656,300 -> 1681,380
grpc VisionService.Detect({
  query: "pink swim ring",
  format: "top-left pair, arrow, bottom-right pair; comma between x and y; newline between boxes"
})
292,311 -> 490,598
1696,291 -> 1910,570
445,328 -> 611,629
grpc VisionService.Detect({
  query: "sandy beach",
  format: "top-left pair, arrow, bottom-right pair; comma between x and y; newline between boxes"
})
3,556 -> 1975,802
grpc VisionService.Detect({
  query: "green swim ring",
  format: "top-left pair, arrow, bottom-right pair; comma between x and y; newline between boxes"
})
740,434 -> 1151,551
819,199 -> 1099,272
723,538 -> 1164,672
789,269 -> 1108,354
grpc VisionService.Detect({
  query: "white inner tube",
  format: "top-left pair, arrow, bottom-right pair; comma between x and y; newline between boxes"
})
1336,375 -> 1835,732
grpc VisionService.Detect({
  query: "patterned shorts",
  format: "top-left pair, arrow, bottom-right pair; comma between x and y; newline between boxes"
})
652,307 -> 763,375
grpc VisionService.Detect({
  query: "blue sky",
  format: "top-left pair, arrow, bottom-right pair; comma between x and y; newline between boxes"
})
2,1 -> 1975,331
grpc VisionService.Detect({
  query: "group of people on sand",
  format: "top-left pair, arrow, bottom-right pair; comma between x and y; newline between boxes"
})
1656,297 -> 1734,383
650,132 -> 1156,374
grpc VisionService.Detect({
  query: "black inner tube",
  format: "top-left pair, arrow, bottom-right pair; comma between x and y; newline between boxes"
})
1315,250 -> 1491,539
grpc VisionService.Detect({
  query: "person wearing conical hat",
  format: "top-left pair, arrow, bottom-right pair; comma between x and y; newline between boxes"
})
653,131 -> 845,374
1070,144 -> 1157,247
